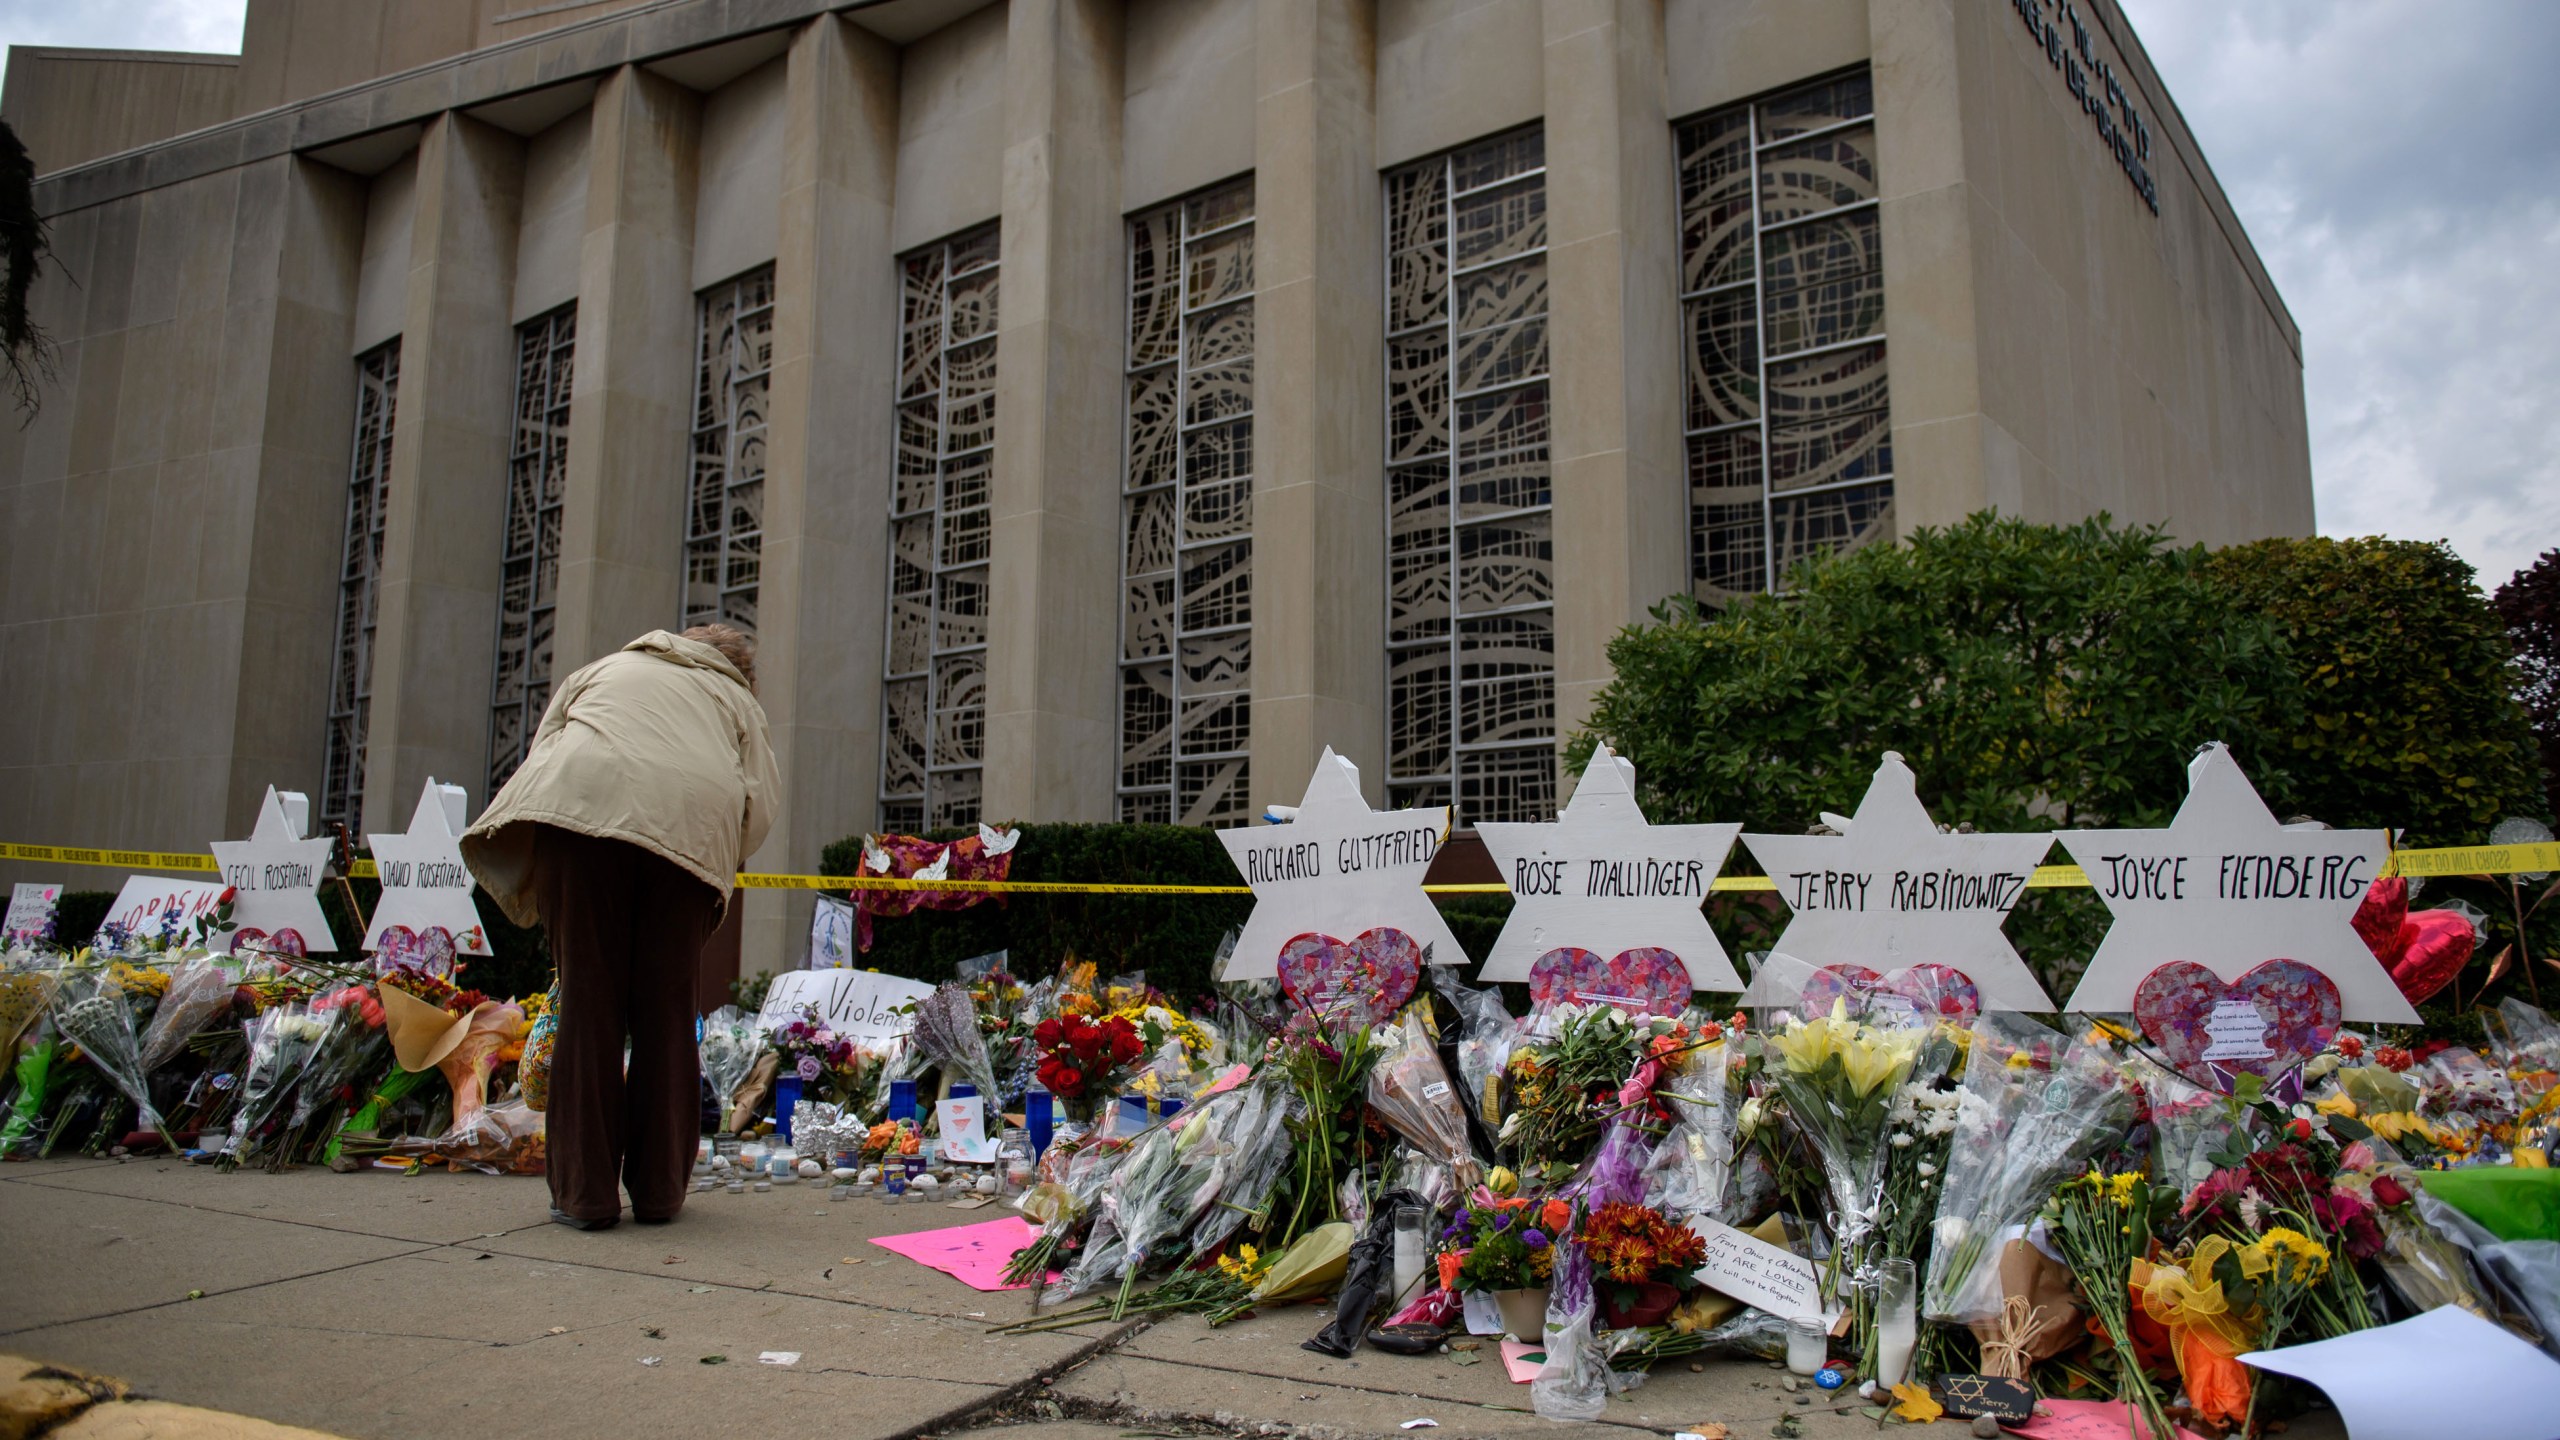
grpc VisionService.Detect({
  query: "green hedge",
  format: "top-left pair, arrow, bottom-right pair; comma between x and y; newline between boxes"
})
820,823 -> 1526,1010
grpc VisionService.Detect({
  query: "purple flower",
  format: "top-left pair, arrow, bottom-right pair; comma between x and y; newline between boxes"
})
796,1056 -> 821,1081
1522,1229 -> 1550,1250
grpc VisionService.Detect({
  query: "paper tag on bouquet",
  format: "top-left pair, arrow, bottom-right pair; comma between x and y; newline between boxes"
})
936,1095 -> 998,1162
1461,1290 -> 1506,1336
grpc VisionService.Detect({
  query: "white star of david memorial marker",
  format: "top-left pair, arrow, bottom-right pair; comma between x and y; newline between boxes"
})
209,786 -> 339,951
1740,752 -> 2058,1011
364,779 -> 492,957
1474,746 -> 1743,990
2060,742 -> 2411,1022
1214,747 -> 1462,981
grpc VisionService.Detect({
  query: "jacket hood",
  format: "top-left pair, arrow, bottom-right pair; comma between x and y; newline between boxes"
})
624,629 -> 750,690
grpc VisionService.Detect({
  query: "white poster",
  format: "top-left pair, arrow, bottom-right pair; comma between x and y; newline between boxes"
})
1213,747 -> 1463,981
1739,752 -> 2058,1011
364,779 -> 491,958
1475,746 -> 1742,990
103,877 -> 232,949
3,883 -> 60,944
210,786 -> 339,952
808,895 -> 855,969
2059,744 -> 2412,1022
756,967 -> 937,1043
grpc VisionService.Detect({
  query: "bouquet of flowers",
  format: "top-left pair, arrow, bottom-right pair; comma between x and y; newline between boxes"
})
1431,966 -> 1517,1132
2046,1169 -> 2179,1440
138,957 -> 239,1073
1033,1013 -> 1144,1117
48,964 -> 166,1139
1761,997 -> 1922,1312
1579,1199 -> 1706,1325
1500,1003 -> 1646,1183
911,981 -> 1004,1103
1640,1022 -> 1738,1223
1437,1193 -> 1570,1294
1924,1012 -> 2136,1325
699,1005 -> 767,1120
1272,1006 -> 1382,1243
437,1000 -> 525,1135
1368,1011 -> 1481,1193
770,1005 -> 861,1103
221,1003 -> 341,1169
1006,1127 -> 1133,1293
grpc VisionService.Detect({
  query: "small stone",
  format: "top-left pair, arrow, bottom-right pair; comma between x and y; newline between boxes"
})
1793,1396 -> 1810,1407
1687,1362 -> 1704,1373
1781,1376 -> 1801,1393
1972,1418 -> 2001,1439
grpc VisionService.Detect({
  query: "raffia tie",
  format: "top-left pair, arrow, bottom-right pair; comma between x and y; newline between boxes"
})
1981,1294 -> 2056,1380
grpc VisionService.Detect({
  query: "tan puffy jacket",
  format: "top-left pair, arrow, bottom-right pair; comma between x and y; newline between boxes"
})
462,630 -> 779,924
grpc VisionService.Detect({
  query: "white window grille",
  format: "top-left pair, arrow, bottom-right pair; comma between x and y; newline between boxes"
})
880,224 -> 1000,832
320,341 -> 401,835
1382,128 -> 1557,823
487,304 -> 574,796
683,266 -> 774,633
1119,177 -> 1255,827
1677,68 -> 1894,604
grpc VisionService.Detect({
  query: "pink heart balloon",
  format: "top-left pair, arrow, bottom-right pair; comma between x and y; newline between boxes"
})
2133,959 -> 2341,1090
1802,963 -> 1980,1021
1527,947 -> 1692,1017
1278,927 -> 1422,1025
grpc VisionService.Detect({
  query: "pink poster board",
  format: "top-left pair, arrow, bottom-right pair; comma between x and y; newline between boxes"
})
869,1216 -> 1051,1292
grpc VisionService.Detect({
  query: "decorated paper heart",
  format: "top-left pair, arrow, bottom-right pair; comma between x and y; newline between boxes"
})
373,924 -> 419,973
234,927 -> 309,959
1278,927 -> 1422,1025
2133,959 -> 2341,1090
1527,947 -> 1691,1017
1800,963 -> 1980,1023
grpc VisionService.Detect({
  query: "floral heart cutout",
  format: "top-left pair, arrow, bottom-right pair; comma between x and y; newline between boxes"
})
231,927 -> 308,958
1801,963 -> 1980,1023
2132,959 -> 2341,1091
1278,927 -> 1422,1025
374,924 -> 459,978
1527,947 -> 1692,1017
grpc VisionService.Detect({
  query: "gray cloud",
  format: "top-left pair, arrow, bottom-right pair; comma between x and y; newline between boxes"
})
0,0 -> 244,65
2120,0 -> 2560,590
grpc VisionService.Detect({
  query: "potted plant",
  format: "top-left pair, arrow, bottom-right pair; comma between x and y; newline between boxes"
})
1580,1200 -> 1707,1329
1437,1196 -> 1571,1337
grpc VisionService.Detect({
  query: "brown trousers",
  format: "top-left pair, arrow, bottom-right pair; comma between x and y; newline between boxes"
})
536,826 -> 722,1221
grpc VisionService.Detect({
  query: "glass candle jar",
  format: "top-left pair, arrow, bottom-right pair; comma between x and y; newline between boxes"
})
1785,1314 -> 1830,1376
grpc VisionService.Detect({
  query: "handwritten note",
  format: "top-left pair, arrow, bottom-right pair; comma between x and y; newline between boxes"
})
4,883 -> 60,944
757,968 -> 936,1042
2199,999 -> 2274,1062
1689,1217 -> 1820,1319
936,1094 -> 997,1162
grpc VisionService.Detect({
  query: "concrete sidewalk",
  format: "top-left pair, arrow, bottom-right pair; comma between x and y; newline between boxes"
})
0,1157 -> 2349,1440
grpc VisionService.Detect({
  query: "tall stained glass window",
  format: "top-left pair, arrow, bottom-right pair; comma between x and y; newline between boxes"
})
320,341 -> 401,835
1382,128 -> 1557,823
683,266 -> 773,633
1677,68 -> 1894,604
1119,177 -> 1255,826
880,224 -> 1000,832
487,304 -> 574,796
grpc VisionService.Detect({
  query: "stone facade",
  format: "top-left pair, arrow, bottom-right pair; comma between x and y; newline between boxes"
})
0,0 -> 2311,974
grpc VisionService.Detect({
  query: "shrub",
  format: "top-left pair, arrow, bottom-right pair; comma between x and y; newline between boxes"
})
2208,535 -> 2548,841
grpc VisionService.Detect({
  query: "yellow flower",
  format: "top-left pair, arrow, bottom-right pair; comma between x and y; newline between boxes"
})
2243,1227 -> 2330,1285
2314,1093 -> 2358,1119
2005,1050 -> 2037,1072
1838,1028 -> 1916,1096
1770,1000 -> 1857,1075
2514,1147 -> 2549,1169
1216,1244 -> 1268,1282
2364,1111 -> 2450,1147
2108,1172 -> 2141,1208
1485,1165 -> 1519,1196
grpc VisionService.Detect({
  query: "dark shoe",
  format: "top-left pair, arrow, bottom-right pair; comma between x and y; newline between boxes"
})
551,1207 -> 619,1231
633,1211 -> 677,1225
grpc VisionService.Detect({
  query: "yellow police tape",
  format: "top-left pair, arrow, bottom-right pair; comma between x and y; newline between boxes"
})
8,837 -> 2556,897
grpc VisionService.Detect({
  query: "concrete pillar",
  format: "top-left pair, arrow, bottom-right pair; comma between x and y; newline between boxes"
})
362,113 -> 525,828
983,0 -> 1125,824
225,157 -> 370,834
740,15 -> 903,973
1252,0 -> 1386,805
552,65 -> 701,677
1541,0 -> 1688,777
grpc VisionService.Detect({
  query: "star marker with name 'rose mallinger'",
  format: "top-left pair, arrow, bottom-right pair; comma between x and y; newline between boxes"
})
1740,752 -> 2058,1011
1474,746 -> 1742,990
2060,742 -> 2413,1022
1213,747 -> 1463,982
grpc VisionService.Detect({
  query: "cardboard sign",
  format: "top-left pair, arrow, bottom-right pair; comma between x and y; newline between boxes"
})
1214,748 -> 1463,983
364,779 -> 491,957
756,967 -> 935,1042
936,1094 -> 997,1162
1475,747 -> 1743,992
210,787 -> 339,952
809,895 -> 855,968
1934,1375 -> 2036,1421
2060,744 -> 2412,1022
1740,753 -> 2057,1011
103,876 -> 231,948
3,883 -> 60,944
1688,1216 -> 1821,1320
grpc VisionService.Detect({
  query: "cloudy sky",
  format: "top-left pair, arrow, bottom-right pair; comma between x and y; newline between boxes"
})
2,0 -> 2552,589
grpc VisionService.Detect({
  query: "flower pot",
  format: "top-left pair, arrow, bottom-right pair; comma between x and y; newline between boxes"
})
774,1074 -> 804,1145
1598,1280 -> 1682,1330
1495,1287 -> 1550,1339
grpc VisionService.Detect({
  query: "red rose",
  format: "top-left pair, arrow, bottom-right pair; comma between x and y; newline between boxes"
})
2287,1117 -> 2314,1141
1070,1028 -> 1104,1062
2372,1174 -> 2410,1208
218,886 -> 238,906
1035,1018 -> 1063,1048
